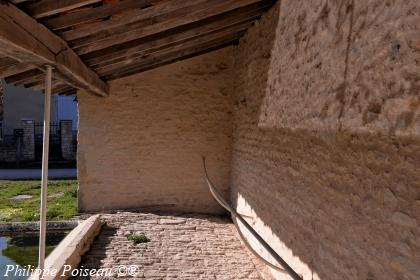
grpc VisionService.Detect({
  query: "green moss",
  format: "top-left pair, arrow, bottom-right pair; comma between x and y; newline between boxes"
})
127,234 -> 150,244
0,180 -> 78,222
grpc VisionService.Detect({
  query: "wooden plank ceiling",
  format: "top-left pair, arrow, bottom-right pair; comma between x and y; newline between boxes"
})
0,0 -> 276,95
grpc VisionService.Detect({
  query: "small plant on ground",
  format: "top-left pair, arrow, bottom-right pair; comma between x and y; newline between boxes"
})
127,234 -> 150,244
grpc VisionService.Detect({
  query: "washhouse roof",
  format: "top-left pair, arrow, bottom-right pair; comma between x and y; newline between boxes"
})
0,0 -> 276,96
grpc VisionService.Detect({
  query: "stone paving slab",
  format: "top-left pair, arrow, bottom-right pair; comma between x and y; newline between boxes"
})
73,212 -> 265,280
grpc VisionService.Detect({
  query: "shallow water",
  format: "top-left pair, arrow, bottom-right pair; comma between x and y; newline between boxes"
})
0,237 -> 26,280
0,231 -> 67,279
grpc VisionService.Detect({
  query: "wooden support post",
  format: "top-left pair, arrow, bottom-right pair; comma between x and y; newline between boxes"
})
38,65 -> 52,273
0,4 -> 109,96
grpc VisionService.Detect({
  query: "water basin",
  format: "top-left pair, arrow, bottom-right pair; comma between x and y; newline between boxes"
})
0,231 -> 68,279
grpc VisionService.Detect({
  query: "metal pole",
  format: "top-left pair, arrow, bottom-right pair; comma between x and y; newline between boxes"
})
38,65 -> 52,272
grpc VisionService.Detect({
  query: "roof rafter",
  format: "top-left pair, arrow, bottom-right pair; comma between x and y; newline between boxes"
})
102,39 -> 235,81
0,0 -> 276,93
25,0 -> 103,19
0,62 -> 35,78
95,22 -> 252,75
61,0 -> 207,41
45,0 -> 157,30
71,0 -> 265,55
0,2 -> 108,96
82,2 -> 266,67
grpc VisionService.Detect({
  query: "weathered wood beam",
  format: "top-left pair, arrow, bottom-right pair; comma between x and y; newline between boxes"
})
58,87 -> 77,96
22,21 -> 250,88
2,64 -> 77,91
18,74 -> 74,94
15,73 -> 46,86
0,62 -> 35,78
61,0 -> 208,41
55,85 -> 75,94
94,21 -> 253,73
23,73 -> 69,90
103,41 -> 235,81
0,57 -> 16,68
5,69 -> 43,85
82,4 -> 265,68
4,66 -> 77,93
26,0 -> 102,19
44,0 -> 156,30
100,32 -> 242,80
71,0 -> 265,55
0,2 -> 109,96
29,79 -> 64,91
0,55 -> 36,78
10,0 -> 30,4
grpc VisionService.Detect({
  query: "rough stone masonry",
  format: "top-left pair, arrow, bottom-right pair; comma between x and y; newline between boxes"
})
231,0 -> 420,279
78,49 -> 233,214
77,0 -> 420,279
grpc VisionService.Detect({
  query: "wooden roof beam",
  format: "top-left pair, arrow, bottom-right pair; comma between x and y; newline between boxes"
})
71,0 -> 268,55
44,0 -> 157,30
0,2 -> 109,96
4,69 -> 43,85
10,0 -> 30,4
100,32 -> 242,80
0,62 -> 35,78
25,0 -> 103,19
82,3 -> 267,68
94,21 -> 254,73
9,73 -> 74,94
28,79 -> 64,91
102,40 -> 236,81
61,0 -> 209,41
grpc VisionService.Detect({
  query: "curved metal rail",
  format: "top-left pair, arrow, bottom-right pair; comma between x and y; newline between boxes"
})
202,157 -> 303,280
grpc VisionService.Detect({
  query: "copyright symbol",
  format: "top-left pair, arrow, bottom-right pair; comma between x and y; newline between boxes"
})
117,265 -> 127,277
128,265 -> 139,276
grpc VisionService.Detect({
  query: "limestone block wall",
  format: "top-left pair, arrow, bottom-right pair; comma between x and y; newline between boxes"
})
78,48 -> 233,214
231,1 -> 420,280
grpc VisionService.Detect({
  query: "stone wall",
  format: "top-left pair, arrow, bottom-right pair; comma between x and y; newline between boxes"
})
0,144 -> 16,163
60,120 -> 74,161
78,48 -> 233,214
0,119 -> 34,163
21,119 -> 34,161
231,1 -> 420,280
2,85 -> 46,135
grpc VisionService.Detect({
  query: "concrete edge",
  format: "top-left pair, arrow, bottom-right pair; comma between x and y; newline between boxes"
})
29,215 -> 103,280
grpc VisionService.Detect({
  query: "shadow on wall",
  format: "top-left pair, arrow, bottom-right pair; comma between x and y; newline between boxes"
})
233,130 -> 420,280
231,0 -> 420,279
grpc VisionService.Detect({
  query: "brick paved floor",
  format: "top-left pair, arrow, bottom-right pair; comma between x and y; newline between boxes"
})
74,212 -> 266,280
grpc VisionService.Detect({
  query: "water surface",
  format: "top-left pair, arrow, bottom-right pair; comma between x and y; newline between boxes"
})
0,231 -> 67,279
0,237 -> 26,280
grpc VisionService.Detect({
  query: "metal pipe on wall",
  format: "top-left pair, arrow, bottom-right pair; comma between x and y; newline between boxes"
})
38,65 -> 53,272
202,157 -> 303,280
